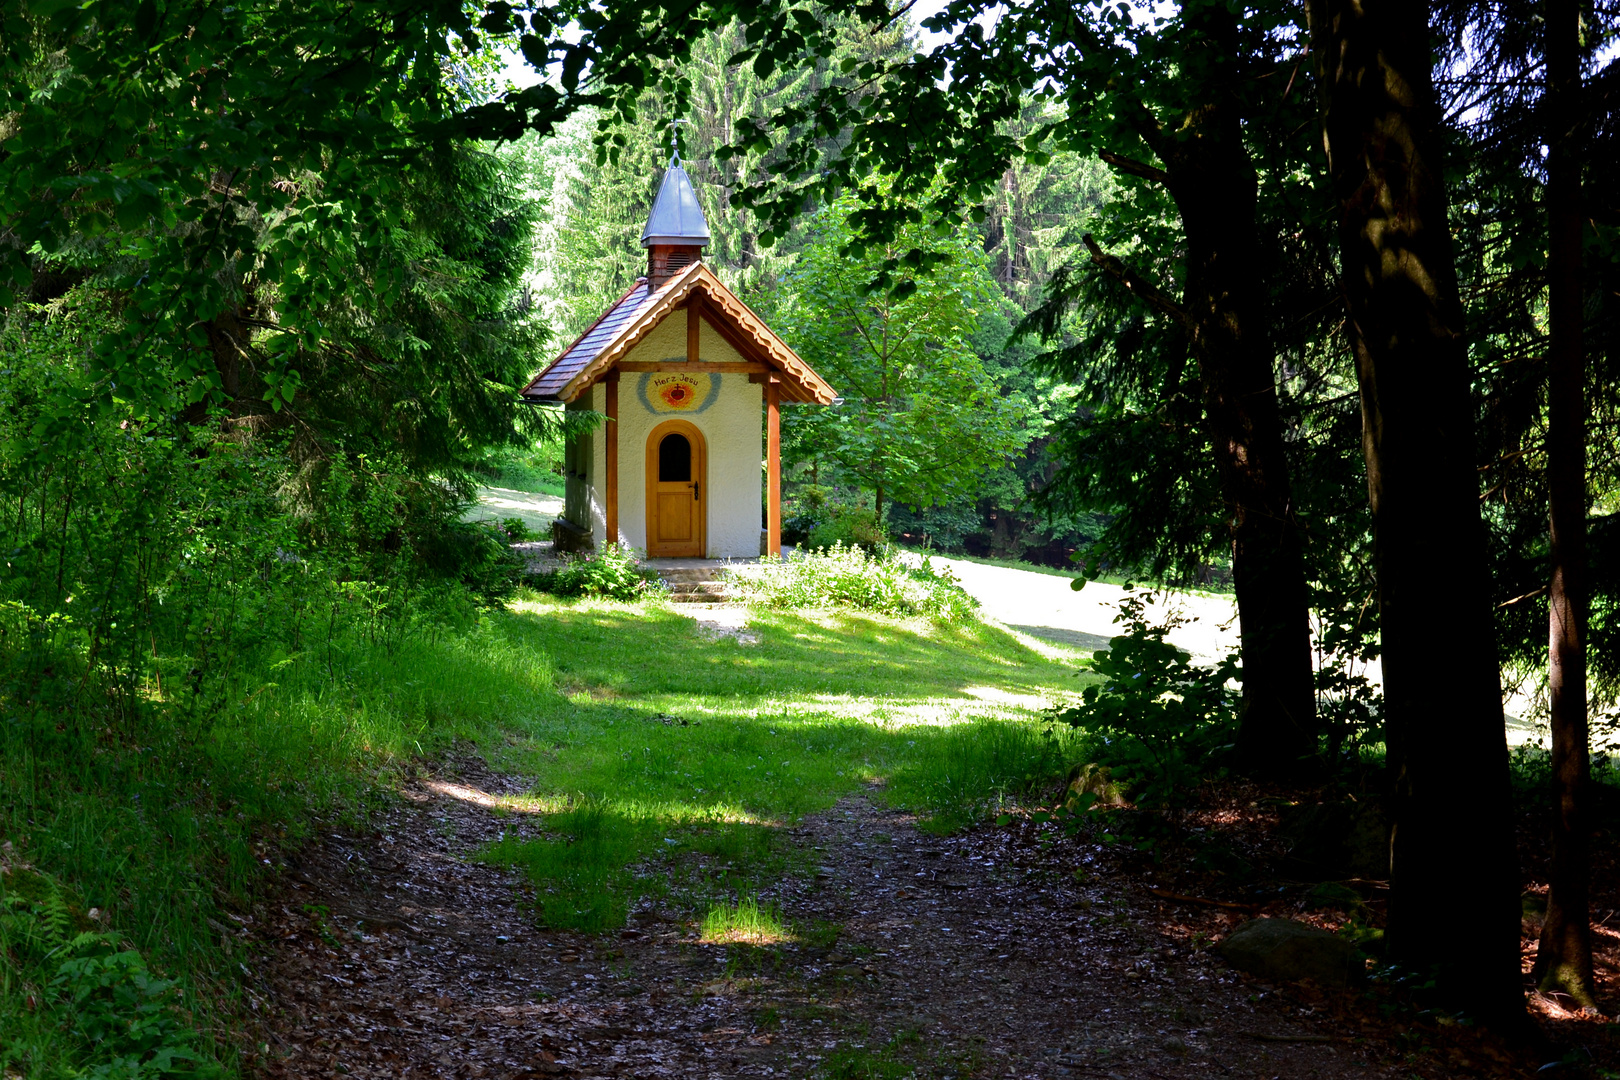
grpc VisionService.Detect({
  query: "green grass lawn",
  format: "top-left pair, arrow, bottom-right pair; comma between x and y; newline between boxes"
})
487,462 -> 566,497
477,594 -> 1095,930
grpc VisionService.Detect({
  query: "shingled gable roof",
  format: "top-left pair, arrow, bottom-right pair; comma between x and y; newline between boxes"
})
520,261 -> 835,405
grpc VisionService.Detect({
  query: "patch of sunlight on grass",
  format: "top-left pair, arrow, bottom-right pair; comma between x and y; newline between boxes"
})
478,594 -> 1101,930
957,685 -> 1054,709
792,691 -> 1072,727
617,799 -> 777,827
421,781 -> 566,815
987,620 -> 1097,662
700,896 -> 790,945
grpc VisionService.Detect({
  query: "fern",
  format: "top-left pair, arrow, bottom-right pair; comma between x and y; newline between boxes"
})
0,867 -> 91,967
38,878 -> 72,950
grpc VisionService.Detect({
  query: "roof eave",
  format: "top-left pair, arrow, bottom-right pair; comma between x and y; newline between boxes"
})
641,236 -> 711,248
519,279 -> 648,402
538,262 -> 839,407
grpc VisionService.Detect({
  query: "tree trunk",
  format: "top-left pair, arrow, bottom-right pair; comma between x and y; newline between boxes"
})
1173,146 -> 1319,781
1145,8 -> 1319,778
1306,0 -> 1524,1022
1533,0 -> 1596,1010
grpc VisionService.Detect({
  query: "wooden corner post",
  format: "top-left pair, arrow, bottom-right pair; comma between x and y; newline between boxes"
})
604,371 -> 620,546
766,377 -> 781,556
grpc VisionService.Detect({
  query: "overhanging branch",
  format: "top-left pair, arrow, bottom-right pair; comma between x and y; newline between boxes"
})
1082,234 -> 1192,332
1099,151 -> 1170,185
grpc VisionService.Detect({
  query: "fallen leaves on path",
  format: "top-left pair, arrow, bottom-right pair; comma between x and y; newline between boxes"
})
240,760 -> 1585,1079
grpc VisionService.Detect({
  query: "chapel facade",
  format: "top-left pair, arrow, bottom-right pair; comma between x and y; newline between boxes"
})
521,156 -> 834,558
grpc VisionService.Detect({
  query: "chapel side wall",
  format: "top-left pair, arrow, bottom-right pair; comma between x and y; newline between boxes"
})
563,396 -> 594,538
615,315 -> 763,558
584,384 -> 607,548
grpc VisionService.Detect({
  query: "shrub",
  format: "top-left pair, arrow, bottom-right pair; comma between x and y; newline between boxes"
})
781,484 -> 832,545
1,865 -> 220,1078
528,544 -> 664,601
782,487 -> 887,552
499,516 -> 533,543
725,543 -> 977,622
1048,585 -> 1239,807
807,506 -> 886,553
432,519 -> 527,600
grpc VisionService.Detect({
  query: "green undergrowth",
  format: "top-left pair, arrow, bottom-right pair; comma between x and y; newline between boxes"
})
528,543 -> 665,601
476,593 -> 1089,930
818,1027 -> 982,1080
480,447 -> 567,497
1,607 -> 557,1077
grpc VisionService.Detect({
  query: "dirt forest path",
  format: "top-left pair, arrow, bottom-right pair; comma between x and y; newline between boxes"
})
915,555 -> 1551,747
910,557 -> 1241,664
248,757 -> 1418,1080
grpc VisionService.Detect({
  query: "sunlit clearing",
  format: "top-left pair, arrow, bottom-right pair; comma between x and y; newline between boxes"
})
796,693 -> 1050,726
959,685 -> 1053,709
700,896 -> 791,945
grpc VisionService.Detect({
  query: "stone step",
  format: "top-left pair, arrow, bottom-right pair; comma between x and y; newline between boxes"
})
665,580 -> 730,604
657,567 -> 728,584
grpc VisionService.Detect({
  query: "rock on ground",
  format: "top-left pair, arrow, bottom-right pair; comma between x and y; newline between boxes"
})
1215,918 -> 1364,988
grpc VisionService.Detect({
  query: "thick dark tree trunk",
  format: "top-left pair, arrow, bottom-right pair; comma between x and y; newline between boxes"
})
1173,139 -> 1319,781
1306,0 -> 1524,1022
1089,7 -> 1319,779
1533,0 -> 1597,1010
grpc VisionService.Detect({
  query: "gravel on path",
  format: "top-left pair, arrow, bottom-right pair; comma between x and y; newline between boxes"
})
243,758 -> 1491,1080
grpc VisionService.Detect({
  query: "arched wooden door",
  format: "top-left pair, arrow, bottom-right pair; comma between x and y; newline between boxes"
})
645,420 -> 706,557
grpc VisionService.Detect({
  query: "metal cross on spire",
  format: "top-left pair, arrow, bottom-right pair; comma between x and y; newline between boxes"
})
667,118 -> 688,167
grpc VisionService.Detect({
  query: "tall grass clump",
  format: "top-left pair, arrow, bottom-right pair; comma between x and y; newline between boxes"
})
885,718 -> 1078,830
726,543 -> 978,622
700,895 -> 789,944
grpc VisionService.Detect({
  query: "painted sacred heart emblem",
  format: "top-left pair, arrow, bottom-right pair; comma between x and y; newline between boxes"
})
640,372 -> 718,414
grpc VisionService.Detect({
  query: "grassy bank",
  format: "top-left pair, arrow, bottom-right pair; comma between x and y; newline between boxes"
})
0,604 -> 558,1078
